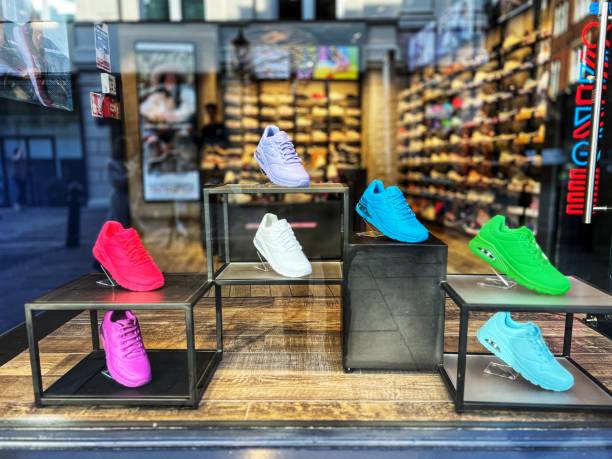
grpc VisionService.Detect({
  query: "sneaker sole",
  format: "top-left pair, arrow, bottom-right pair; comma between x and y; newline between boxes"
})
356,200 -> 428,243
468,234 -> 569,295
476,328 -> 572,392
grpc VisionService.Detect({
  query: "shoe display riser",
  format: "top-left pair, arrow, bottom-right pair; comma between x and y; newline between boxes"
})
25,274 -> 221,408
343,234 -> 448,371
440,274 -> 612,413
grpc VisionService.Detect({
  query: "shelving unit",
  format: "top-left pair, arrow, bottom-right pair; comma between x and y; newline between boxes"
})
397,2 -> 552,236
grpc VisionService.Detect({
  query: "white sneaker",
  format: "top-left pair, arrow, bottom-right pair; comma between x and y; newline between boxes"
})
253,213 -> 312,278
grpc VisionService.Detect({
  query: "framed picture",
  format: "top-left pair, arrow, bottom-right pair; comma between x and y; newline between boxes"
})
312,46 -> 359,80
135,42 -> 199,202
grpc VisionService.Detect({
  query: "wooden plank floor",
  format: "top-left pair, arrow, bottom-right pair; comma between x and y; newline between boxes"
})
0,225 -> 609,424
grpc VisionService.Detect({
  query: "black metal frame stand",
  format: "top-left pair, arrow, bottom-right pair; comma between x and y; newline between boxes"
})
26,273 -> 221,408
439,274 -> 612,413
202,183 -> 348,365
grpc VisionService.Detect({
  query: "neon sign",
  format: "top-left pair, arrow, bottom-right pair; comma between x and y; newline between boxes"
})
565,18 -> 607,215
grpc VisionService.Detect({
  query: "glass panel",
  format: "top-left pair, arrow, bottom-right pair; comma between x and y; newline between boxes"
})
28,138 -> 53,159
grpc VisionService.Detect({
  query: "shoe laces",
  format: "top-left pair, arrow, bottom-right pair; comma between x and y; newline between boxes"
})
277,135 -> 301,165
117,319 -> 146,359
388,188 -> 415,219
276,221 -> 302,252
120,232 -> 151,266
519,230 -> 547,266
526,324 -> 554,362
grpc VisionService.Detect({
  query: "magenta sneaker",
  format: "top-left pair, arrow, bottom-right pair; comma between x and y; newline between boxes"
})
255,125 -> 310,187
100,310 -> 152,388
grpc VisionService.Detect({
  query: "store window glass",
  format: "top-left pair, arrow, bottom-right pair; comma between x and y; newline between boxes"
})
0,0 -> 611,432
141,0 -> 170,20
553,1 -> 569,36
182,0 -> 205,20
550,59 -> 561,97
573,0 -> 591,23
0,0 -> 610,347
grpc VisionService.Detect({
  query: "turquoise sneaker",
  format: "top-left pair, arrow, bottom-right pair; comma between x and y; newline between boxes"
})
356,180 -> 429,243
477,312 -> 574,392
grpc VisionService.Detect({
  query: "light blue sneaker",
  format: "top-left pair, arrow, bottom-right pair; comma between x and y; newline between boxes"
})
356,180 -> 428,243
255,125 -> 310,187
477,312 -> 574,392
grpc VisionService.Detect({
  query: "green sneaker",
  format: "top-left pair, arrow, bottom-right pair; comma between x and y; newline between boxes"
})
468,215 -> 570,295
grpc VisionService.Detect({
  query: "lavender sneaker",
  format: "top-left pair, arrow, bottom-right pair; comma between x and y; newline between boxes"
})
255,125 -> 310,187
100,310 -> 152,388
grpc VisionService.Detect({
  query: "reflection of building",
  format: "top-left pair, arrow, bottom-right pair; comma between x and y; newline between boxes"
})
548,0 -> 591,97
0,1 -> 457,212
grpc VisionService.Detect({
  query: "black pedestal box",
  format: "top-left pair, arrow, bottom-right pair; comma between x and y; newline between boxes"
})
342,233 -> 448,371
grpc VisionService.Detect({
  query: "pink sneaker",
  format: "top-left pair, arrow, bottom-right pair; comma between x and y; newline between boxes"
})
100,310 -> 152,388
93,221 -> 164,291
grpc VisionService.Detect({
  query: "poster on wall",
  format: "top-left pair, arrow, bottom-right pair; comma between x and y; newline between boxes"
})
436,0 -> 474,59
252,45 -> 291,79
135,42 -> 199,202
0,20 -> 73,110
294,46 -> 317,79
408,21 -> 436,71
312,46 -> 359,80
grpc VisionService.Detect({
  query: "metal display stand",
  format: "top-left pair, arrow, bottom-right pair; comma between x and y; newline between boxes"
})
202,183 -> 349,348
26,273 -> 221,408
203,182 -> 349,281
439,274 -> 612,413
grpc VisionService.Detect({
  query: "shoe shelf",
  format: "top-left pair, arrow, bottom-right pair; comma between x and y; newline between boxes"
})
439,274 -> 612,413
214,261 -> 343,285
396,2 -> 550,236
203,183 -> 350,285
25,273 -> 221,408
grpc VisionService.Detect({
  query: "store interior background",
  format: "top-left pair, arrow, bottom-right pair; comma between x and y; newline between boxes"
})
0,0 -> 611,402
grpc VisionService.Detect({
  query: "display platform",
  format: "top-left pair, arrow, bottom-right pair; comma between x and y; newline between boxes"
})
343,233 -> 447,371
44,349 -> 219,405
443,354 -> 612,409
440,274 -> 612,413
25,273 -> 221,408
215,261 -> 343,285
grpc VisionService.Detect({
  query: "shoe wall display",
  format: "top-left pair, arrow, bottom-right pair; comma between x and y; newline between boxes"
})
468,215 -> 570,295
397,13 -> 551,237
93,221 -> 165,292
477,312 -> 574,392
356,179 -> 429,243
253,213 -> 312,278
